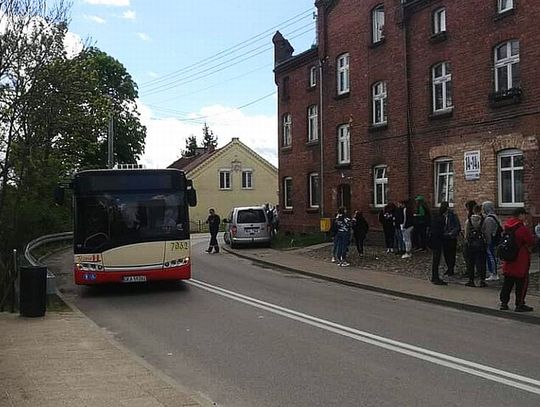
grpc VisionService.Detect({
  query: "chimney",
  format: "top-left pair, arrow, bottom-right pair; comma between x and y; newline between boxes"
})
272,31 -> 294,66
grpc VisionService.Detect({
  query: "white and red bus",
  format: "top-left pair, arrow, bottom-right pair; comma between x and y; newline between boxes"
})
63,168 -> 196,285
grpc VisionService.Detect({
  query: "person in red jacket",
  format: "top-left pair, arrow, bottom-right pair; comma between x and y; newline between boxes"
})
500,207 -> 536,312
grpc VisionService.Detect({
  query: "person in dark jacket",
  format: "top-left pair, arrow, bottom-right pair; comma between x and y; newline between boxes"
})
393,201 -> 406,255
464,205 -> 487,287
334,207 -> 352,267
400,199 -> 415,259
205,208 -> 221,253
441,201 -> 461,276
500,207 -> 536,312
413,195 -> 430,251
430,205 -> 448,285
353,210 -> 369,256
378,203 -> 395,254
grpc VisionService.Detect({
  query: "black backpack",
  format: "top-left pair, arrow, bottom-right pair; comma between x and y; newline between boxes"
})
466,218 -> 486,251
487,214 -> 503,246
497,225 -> 520,262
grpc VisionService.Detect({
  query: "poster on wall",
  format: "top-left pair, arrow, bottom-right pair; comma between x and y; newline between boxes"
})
464,150 -> 481,180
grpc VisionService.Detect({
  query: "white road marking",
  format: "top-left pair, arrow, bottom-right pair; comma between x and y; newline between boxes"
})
188,278 -> 540,396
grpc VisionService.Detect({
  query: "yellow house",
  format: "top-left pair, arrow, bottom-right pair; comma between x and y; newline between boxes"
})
169,137 -> 278,227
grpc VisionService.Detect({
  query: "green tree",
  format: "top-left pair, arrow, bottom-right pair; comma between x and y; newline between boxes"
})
183,135 -> 199,157
202,122 -> 218,150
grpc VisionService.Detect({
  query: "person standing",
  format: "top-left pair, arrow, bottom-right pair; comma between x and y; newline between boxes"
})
378,203 -> 395,254
413,195 -> 430,251
500,208 -> 536,312
401,199 -> 415,259
393,201 -> 406,255
440,201 -> 461,276
429,205 -> 448,285
205,208 -> 221,253
334,207 -> 352,267
352,210 -> 369,257
482,201 -> 502,281
464,205 -> 487,287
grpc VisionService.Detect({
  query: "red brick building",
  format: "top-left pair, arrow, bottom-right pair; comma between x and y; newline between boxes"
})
274,0 -> 540,232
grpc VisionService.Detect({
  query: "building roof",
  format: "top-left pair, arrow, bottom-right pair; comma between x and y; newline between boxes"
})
168,146 -> 219,173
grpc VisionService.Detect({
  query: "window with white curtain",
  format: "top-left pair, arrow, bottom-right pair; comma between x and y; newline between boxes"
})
498,149 -> 524,207
372,5 -> 385,43
337,53 -> 350,95
435,159 -> 454,206
495,40 -> 520,92
373,165 -> 388,207
432,62 -> 453,112
372,81 -> 388,125
433,8 -> 446,34
282,113 -> 292,147
308,105 -> 318,142
337,124 -> 350,165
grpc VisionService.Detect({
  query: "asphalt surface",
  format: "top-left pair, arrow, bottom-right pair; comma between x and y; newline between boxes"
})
49,235 -> 540,407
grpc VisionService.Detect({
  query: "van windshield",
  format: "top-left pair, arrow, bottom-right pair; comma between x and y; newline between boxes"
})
237,209 -> 266,224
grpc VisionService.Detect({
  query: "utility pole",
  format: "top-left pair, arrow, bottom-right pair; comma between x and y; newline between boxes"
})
107,114 -> 114,169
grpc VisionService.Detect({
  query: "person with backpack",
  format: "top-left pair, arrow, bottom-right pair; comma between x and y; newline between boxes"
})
429,204 -> 449,285
464,205 -> 487,287
352,210 -> 369,257
482,201 -> 502,281
499,207 -> 536,312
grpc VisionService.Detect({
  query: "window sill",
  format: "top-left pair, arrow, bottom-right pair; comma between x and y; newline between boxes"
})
282,208 -> 293,214
429,109 -> 453,120
306,85 -> 317,92
335,91 -> 350,100
306,140 -> 319,147
369,38 -> 386,49
335,163 -> 351,169
489,88 -> 522,107
368,123 -> 388,132
306,208 -> 319,214
430,31 -> 447,43
494,8 -> 515,21
496,206 -> 524,216
281,146 -> 293,152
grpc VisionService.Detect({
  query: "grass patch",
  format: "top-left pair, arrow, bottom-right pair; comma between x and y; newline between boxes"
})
271,232 -> 329,250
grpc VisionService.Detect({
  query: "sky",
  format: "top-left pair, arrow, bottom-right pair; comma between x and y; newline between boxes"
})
66,0 -> 317,168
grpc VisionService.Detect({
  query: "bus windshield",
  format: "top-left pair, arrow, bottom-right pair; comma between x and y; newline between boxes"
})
75,190 -> 188,252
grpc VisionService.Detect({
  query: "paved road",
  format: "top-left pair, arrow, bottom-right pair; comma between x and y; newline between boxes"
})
50,235 -> 540,407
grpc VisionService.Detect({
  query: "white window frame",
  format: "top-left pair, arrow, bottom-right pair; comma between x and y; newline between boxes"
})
494,40 -> 520,92
498,0 -> 514,13
241,170 -> 253,189
219,169 -> 231,190
282,113 -> 292,147
309,173 -> 320,208
283,177 -> 293,209
337,124 -> 350,165
372,5 -> 385,43
337,53 -> 350,95
498,149 -> 524,207
308,105 -> 318,142
434,158 -> 454,207
433,7 -> 446,34
372,81 -> 388,125
432,62 -> 453,112
309,66 -> 317,87
373,165 -> 388,208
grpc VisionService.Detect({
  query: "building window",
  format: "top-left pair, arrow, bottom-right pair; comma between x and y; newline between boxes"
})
498,0 -> 514,13
308,105 -> 318,142
337,124 -> 350,165
283,177 -> 293,209
373,165 -> 388,208
309,173 -> 320,208
433,8 -> 446,34
495,40 -> 520,92
498,149 -> 524,207
241,170 -> 253,189
372,5 -> 385,43
281,76 -> 290,100
282,113 -> 292,147
309,66 -> 317,87
432,62 -> 453,112
219,170 -> 231,190
372,81 -> 388,125
337,53 -> 350,95
435,159 -> 454,206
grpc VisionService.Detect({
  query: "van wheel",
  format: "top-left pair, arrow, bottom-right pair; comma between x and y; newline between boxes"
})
230,241 -> 237,249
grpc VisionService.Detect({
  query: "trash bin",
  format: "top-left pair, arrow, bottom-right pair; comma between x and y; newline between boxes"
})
19,266 -> 47,317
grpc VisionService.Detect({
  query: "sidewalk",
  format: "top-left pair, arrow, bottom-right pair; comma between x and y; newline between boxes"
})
0,309 -> 210,407
222,244 -> 540,325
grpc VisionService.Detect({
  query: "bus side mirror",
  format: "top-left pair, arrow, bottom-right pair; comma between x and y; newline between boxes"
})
54,186 -> 65,206
186,179 -> 197,207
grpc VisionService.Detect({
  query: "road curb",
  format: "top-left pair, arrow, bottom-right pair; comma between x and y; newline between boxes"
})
222,246 -> 540,326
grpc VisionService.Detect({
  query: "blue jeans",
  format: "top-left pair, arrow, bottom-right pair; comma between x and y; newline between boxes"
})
336,231 -> 350,262
394,229 -> 405,252
486,241 -> 498,277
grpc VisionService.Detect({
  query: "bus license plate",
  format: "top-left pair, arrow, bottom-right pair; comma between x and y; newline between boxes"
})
122,276 -> 147,283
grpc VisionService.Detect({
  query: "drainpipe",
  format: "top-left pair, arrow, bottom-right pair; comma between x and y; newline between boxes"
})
319,57 -> 325,217
403,7 -> 413,198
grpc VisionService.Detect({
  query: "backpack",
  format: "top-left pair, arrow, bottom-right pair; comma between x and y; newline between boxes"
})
466,218 -> 486,251
497,225 -> 520,262
487,214 -> 503,246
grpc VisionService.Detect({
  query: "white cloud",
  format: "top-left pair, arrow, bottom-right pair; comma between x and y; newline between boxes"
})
122,10 -> 136,20
64,31 -> 84,58
138,102 -> 277,169
147,71 -> 158,78
84,0 -> 130,6
137,32 -> 151,42
84,15 -> 106,24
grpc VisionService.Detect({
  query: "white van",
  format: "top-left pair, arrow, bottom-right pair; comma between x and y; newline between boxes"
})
223,206 -> 272,248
